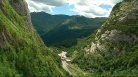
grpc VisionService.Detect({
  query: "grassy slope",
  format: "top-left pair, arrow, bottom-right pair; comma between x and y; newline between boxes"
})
0,0 -> 70,77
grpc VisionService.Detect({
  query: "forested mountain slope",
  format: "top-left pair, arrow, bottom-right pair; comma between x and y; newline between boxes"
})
31,13 -> 106,47
70,0 -> 138,76
42,16 -> 106,47
0,0 -> 70,77
31,12 -> 74,34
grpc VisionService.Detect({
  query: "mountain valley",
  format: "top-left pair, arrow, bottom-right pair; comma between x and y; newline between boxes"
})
0,0 -> 138,77
31,13 -> 106,47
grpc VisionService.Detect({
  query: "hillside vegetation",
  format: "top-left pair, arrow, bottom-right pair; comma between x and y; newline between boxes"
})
31,12 -> 73,34
67,0 -> 138,76
31,13 -> 106,47
0,0 -> 70,77
43,17 -> 106,48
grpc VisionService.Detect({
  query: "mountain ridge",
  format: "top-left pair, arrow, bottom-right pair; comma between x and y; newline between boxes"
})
43,16 -> 106,47
31,12 -> 75,34
31,12 -> 106,47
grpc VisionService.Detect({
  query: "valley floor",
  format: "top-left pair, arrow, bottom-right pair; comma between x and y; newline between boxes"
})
58,51 -> 92,77
62,61 -> 72,75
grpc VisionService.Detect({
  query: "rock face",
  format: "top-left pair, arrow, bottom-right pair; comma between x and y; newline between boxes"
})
10,0 -> 33,31
0,0 -> 35,48
10,0 -> 27,16
87,0 -> 138,53
101,30 -> 138,44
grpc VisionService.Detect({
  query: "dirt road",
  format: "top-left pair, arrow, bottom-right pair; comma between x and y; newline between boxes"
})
62,61 -> 72,75
58,51 -> 72,75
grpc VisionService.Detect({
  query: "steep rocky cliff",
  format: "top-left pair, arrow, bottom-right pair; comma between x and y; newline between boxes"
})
89,0 -> 138,53
72,0 -> 138,76
0,0 -> 36,48
0,0 -> 69,76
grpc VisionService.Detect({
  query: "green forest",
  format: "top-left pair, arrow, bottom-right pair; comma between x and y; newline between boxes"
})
31,12 -> 106,47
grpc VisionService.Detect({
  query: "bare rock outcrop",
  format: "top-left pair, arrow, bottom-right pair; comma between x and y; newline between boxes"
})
86,0 -> 138,54
10,0 -> 33,32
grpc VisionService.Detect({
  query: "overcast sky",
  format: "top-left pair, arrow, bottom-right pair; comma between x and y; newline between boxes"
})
26,0 -> 123,18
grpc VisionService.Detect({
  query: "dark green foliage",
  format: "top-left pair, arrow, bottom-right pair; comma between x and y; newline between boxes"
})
53,38 -> 77,48
0,47 -> 68,77
31,12 -> 106,48
112,2 -> 121,11
72,42 -> 138,76
31,12 -> 73,34
39,16 -> 106,47
0,0 -> 70,77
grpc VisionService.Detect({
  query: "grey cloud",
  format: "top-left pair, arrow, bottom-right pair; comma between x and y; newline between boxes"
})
41,7 -> 51,12
29,2 -> 37,9
31,0 -> 67,6
111,0 -> 123,4
27,0 -> 52,12
77,0 -> 87,5
85,9 -> 103,16
26,0 -> 122,17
